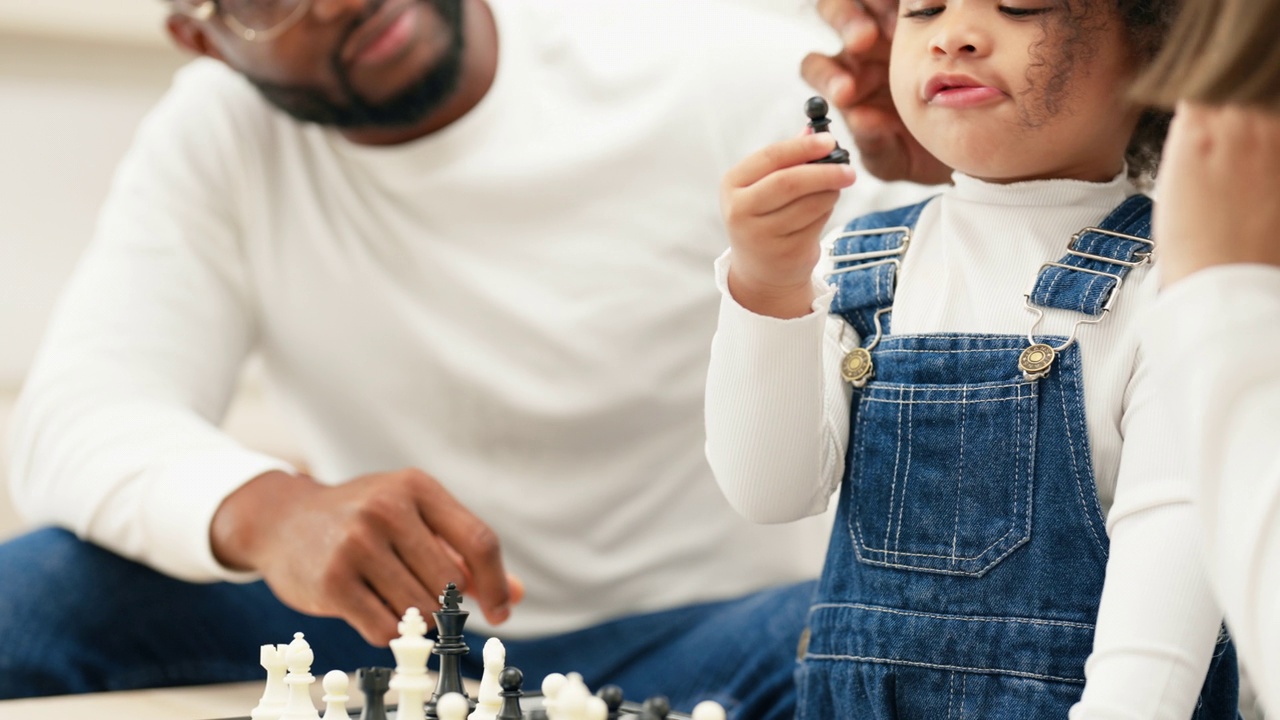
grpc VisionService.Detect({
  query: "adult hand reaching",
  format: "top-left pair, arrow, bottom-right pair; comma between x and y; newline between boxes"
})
209,469 -> 522,646
1155,102 -> 1280,286
801,0 -> 952,185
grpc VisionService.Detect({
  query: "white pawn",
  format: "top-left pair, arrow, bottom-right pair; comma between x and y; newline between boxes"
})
321,670 -> 349,720
390,607 -> 436,720
469,637 -> 505,720
251,643 -> 290,720
556,674 -> 590,720
541,673 -> 567,720
583,696 -> 608,720
279,632 -> 321,720
692,700 -> 727,720
437,692 -> 471,720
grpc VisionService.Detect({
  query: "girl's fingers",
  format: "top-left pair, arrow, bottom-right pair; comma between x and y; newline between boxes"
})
725,134 -> 846,189
734,162 -> 855,217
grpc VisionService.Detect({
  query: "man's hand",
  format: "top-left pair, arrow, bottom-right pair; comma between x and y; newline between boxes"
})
801,0 -> 952,185
722,133 -> 856,319
1155,103 -> 1280,287
210,469 -> 521,646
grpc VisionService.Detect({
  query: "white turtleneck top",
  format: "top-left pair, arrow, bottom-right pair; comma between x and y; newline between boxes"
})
705,172 -> 1224,718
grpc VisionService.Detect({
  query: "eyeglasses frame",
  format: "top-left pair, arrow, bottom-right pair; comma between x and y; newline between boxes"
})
180,0 -> 313,42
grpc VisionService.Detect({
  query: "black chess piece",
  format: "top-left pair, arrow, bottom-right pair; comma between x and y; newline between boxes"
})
639,696 -> 671,720
596,685 -> 624,720
805,96 -> 851,165
427,583 -> 473,719
495,666 -> 525,720
358,667 -> 393,720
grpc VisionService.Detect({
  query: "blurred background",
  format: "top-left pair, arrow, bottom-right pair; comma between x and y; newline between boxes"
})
0,0 -> 826,540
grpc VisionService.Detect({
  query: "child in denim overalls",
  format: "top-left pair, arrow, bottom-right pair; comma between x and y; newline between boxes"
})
706,1 -> 1239,718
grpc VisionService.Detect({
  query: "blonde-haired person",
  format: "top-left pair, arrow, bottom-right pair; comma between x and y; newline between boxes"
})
1134,0 -> 1280,712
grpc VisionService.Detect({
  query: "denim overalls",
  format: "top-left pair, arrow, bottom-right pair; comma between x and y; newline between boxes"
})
796,196 -> 1240,719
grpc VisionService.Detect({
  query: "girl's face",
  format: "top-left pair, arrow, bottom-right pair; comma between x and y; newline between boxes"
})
890,0 -> 1139,183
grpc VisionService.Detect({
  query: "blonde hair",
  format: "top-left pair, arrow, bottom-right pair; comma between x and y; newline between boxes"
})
1132,0 -> 1280,109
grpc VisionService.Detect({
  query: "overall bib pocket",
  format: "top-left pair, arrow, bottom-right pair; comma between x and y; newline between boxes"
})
846,379 -> 1039,576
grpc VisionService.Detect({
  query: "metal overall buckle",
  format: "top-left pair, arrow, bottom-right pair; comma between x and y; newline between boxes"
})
825,226 -> 912,387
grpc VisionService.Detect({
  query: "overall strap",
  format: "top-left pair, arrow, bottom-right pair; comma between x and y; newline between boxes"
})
827,198 -> 935,341
1026,194 -> 1154,316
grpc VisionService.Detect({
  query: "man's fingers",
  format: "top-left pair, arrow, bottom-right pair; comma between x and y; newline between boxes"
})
412,478 -> 510,622
725,135 -> 844,190
342,582 -> 404,646
801,53 -> 857,108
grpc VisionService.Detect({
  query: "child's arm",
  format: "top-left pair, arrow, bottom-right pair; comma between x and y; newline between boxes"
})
1069,345 -> 1227,719
705,134 -> 858,522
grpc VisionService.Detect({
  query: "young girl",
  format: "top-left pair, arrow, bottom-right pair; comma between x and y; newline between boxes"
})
706,1 -> 1240,717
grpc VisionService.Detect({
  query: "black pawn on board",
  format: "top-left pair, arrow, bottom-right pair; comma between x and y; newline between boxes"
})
639,695 -> 671,720
805,96 -> 851,165
427,583 -> 473,719
496,666 -> 525,720
358,667 -> 392,720
596,684 -> 624,720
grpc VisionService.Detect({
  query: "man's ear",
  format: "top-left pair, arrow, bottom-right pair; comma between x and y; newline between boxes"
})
166,14 -> 226,61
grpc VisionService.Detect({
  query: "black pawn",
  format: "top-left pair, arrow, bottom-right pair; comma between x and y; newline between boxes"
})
496,666 -> 525,720
596,685 -> 624,720
639,696 -> 671,720
805,96 -> 851,165
358,667 -> 393,720
427,583 -> 473,719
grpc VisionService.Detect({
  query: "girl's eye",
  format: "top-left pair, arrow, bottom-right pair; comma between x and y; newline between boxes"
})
998,5 -> 1052,17
902,6 -> 944,18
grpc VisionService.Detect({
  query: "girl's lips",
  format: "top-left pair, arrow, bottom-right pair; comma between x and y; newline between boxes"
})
927,85 -> 1005,108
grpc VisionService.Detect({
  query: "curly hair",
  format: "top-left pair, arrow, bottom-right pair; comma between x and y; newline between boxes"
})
1030,0 -> 1177,179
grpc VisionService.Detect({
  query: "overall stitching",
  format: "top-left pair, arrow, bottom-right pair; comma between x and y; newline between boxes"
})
807,603 -> 1095,630
892,385 -> 916,558
803,654 -> 1084,685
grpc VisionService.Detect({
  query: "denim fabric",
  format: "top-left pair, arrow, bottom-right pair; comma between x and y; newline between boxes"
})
800,200 -> 1239,719
0,528 -> 812,719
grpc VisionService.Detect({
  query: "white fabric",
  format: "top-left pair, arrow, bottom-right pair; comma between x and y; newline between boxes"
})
1143,264 -> 1280,714
7,0 -> 921,638
705,172 -> 1225,718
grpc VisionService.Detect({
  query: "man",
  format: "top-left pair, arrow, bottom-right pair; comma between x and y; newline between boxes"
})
2,0 -> 919,713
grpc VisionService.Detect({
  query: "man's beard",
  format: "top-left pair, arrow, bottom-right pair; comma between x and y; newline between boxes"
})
245,0 -> 465,129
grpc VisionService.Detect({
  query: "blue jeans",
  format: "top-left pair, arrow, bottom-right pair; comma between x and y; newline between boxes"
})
0,528 -> 811,719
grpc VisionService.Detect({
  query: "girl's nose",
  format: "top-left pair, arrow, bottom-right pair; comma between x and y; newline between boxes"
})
929,11 -> 991,58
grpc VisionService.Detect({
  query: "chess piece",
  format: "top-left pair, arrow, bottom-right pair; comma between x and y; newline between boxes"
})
691,701 -> 727,720
391,607 -> 437,720
556,673 -> 590,720
541,672 -> 567,720
251,643 -> 290,720
469,637 -> 506,720
638,696 -> 670,720
358,667 -> 393,720
321,671 -> 350,720
496,666 -> 525,720
595,685 -> 623,720
427,584 -> 473,719
804,96 -> 851,165
584,696 -> 608,720
438,693 -> 472,720
279,633 -> 321,720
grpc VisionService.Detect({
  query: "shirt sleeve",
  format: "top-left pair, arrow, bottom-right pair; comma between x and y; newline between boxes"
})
704,248 -> 852,523
5,66 -> 294,583
1139,264 -> 1280,712
1068,315 -> 1227,718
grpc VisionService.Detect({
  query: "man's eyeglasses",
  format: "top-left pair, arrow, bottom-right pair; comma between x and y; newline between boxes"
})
180,0 -> 313,42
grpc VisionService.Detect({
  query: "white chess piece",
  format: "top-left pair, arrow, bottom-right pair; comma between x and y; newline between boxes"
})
321,670 -> 349,720
556,673 -> 590,720
251,643 -> 290,720
390,607 -> 436,720
468,637 -> 505,720
583,696 -> 608,720
437,692 -> 471,720
279,632 -> 321,720
541,673 -> 567,720
691,700 -> 727,720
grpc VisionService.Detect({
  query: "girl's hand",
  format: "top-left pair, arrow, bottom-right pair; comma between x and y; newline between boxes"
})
1156,102 -> 1280,286
721,133 -> 857,318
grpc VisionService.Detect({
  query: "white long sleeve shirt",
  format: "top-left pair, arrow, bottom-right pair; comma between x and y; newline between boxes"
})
706,172 -> 1225,718
7,0 -> 917,638
1142,265 -> 1280,714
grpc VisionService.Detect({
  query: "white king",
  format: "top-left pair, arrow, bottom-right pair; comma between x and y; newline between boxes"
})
390,607 -> 436,720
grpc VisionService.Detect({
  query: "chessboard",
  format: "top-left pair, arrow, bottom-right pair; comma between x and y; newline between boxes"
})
229,583 -> 715,720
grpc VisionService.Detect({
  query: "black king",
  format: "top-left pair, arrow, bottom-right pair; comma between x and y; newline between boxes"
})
425,582 -> 473,719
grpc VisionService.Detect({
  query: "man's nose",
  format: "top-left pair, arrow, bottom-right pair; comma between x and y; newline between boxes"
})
310,0 -> 373,25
